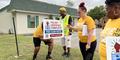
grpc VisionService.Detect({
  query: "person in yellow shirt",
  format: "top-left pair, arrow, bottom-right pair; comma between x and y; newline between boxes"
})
99,0 -> 120,60
32,23 -> 54,60
68,2 -> 96,60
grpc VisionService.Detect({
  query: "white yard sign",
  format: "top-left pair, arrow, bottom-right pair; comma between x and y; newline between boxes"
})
43,19 -> 64,39
106,37 -> 120,60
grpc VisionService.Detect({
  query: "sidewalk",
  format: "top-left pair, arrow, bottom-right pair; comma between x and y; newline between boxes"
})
55,28 -> 103,49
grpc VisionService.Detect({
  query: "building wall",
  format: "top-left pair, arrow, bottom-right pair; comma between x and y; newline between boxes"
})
16,12 -> 48,34
0,10 -> 13,34
0,10 -> 77,34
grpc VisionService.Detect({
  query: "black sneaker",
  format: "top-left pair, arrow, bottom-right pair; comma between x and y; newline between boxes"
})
46,55 -> 53,60
33,55 -> 37,60
66,53 -> 71,57
32,58 -> 36,60
62,52 -> 67,57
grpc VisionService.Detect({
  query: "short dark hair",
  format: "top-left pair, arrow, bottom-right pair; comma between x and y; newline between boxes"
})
106,2 -> 120,9
105,0 -> 120,5
79,2 -> 87,12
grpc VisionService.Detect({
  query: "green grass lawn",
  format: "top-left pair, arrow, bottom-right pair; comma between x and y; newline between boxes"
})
0,34 -> 100,60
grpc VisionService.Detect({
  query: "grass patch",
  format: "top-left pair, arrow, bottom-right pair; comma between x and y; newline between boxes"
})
0,34 -> 100,60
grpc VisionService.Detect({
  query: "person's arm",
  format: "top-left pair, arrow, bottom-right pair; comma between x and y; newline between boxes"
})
68,25 -> 80,32
68,16 -> 73,34
39,23 -> 44,39
87,29 -> 94,47
68,21 -> 82,32
86,17 -> 96,49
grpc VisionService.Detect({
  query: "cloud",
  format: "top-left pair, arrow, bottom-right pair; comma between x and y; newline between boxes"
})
0,0 -> 10,9
36,0 -> 105,10
0,0 -> 105,10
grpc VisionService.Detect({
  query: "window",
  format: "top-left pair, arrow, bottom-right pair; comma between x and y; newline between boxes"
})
27,15 -> 39,28
35,16 -> 39,27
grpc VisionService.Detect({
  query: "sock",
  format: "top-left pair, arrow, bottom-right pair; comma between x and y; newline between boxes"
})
67,47 -> 70,54
63,46 -> 66,53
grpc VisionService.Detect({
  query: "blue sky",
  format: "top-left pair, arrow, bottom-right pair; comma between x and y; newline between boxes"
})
0,0 -> 105,10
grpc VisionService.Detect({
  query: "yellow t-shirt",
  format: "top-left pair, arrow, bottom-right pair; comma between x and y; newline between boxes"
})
33,25 -> 43,38
99,18 -> 120,60
78,16 -> 96,43
100,18 -> 120,43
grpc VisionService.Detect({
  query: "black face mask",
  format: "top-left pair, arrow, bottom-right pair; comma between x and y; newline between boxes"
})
60,13 -> 64,16
60,14 -> 66,19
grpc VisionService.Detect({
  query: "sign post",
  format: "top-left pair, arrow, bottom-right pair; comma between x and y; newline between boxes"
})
12,17 -> 20,58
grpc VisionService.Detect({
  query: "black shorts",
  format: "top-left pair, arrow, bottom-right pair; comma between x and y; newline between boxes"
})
33,37 -> 50,47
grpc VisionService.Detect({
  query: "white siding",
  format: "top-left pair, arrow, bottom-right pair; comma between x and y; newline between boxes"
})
0,10 -> 57,34
0,10 -> 13,34
16,12 -> 48,34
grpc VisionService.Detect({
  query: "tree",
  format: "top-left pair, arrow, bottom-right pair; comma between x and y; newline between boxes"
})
88,6 -> 106,20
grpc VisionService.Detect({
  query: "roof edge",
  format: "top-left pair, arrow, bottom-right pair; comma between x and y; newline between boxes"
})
0,5 -> 10,12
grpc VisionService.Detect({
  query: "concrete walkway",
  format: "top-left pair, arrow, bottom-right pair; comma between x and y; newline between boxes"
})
55,28 -> 103,49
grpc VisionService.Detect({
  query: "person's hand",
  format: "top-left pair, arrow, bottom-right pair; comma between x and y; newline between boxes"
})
73,28 -> 78,32
48,38 -> 53,43
50,38 -> 53,42
67,25 -> 72,29
40,38 -> 45,41
73,23 -> 83,31
86,43 -> 90,50
67,25 -> 78,32
40,37 -> 48,41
